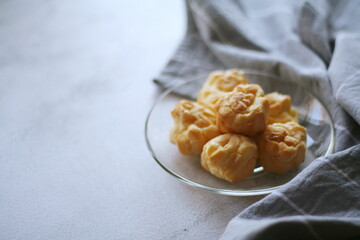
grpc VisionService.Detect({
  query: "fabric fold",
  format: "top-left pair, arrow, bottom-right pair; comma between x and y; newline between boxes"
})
220,144 -> 360,240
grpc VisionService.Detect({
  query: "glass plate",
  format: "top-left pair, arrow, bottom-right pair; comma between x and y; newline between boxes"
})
145,71 -> 335,196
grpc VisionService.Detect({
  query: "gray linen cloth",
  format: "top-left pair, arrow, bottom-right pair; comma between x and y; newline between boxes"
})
154,0 -> 360,239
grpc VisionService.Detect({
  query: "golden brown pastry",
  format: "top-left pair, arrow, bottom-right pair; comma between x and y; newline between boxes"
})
216,84 -> 269,136
201,133 -> 257,182
197,69 -> 248,111
170,100 -> 220,156
265,92 -> 298,124
257,122 -> 307,174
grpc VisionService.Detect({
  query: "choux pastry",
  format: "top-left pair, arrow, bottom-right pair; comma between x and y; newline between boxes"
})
216,84 -> 269,136
170,100 -> 220,156
265,92 -> 298,124
201,133 -> 257,182
197,69 -> 248,111
169,70 -> 308,182
257,122 -> 307,174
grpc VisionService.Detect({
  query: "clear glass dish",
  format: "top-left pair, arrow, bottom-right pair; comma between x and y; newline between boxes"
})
145,71 -> 335,196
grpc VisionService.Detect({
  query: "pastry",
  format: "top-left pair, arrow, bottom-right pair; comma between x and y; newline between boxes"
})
216,84 -> 269,136
201,133 -> 257,182
170,100 -> 220,156
265,92 -> 298,124
257,122 -> 307,174
197,69 -> 248,111
169,69 -> 308,182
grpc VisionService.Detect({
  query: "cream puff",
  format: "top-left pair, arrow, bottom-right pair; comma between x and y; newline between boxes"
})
170,100 -> 220,156
201,133 -> 257,182
216,84 -> 269,136
197,69 -> 248,111
265,92 -> 298,124
257,122 -> 306,174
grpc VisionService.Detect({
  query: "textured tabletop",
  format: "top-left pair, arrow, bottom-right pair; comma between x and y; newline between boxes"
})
0,0 -> 262,239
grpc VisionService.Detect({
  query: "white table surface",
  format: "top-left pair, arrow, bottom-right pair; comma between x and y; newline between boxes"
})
0,0 -> 263,239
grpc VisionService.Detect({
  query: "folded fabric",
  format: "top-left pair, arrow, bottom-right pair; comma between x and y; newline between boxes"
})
155,0 -> 360,239
222,144 -> 360,240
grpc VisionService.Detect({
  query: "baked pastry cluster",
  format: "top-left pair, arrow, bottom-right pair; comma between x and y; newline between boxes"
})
170,70 -> 307,182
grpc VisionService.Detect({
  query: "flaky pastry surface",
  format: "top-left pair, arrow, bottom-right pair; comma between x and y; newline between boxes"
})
201,133 -> 257,182
266,92 -> 298,124
257,122 -> 306,174
170,100 -> 220,156
197,69 -> 248,111
216,84 -> 269,136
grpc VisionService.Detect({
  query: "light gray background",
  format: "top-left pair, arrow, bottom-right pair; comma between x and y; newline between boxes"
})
0,1 -> 262,239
